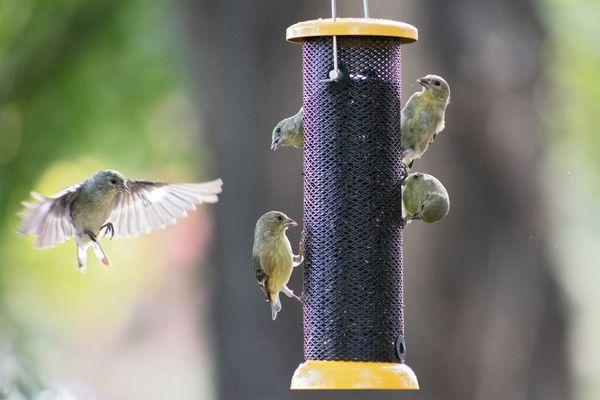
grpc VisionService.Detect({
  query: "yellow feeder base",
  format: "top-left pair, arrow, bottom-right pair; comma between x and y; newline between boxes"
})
290,360 -> 419,390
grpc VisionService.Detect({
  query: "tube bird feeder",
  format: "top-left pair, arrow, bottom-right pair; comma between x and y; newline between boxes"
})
287,17 -> 419,390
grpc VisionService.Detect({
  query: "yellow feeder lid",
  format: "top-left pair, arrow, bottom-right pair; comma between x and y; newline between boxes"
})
287,18 -> 418,43
290,360 -> 419,390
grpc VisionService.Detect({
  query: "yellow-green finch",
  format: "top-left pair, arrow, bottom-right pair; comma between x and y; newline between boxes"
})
402,172 -> 450,223
19,169 -> 223,272
252,211 -> 303,320
271,107 -> 304,150
401,74 -> 450,168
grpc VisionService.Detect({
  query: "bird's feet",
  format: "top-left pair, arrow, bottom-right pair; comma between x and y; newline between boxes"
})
100,222 -> 115,240
399,162 -> 409,182
283,285 -> 303,303
299,230 -> 306,258
292,230 -> 305,267
84,229 -> 97,242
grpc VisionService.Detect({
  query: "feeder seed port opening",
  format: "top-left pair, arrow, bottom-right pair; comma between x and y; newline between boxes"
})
287,17 -> 419,390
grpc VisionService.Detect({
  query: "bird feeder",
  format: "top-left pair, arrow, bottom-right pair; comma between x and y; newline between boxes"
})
286,13 -> 419,390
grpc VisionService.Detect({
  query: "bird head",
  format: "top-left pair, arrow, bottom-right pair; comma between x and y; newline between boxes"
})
93,170 -> 128,193
257,211 -> 297,233
271,121 -> 285,150
271,107 -> 303,150
417,74 -> 450,103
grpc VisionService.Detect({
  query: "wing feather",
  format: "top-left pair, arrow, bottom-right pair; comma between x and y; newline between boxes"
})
19,185 -> 79,248
107,178 -> 222,238
130,189 -> 144,235
145,198 -> 166,231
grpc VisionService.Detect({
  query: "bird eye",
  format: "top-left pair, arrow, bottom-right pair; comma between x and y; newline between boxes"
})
109,178 -> 117,185
435,80 -> 441,86
276,127 -> 281,134
277,215 -> 283,222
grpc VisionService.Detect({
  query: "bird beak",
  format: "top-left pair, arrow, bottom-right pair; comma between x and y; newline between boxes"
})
283,217 -> 297,227
417,77 -> 430,88
271,139 -> 280,150
122,181 -> 130,193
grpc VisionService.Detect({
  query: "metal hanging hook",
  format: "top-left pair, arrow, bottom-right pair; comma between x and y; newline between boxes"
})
321,0 -> 371,83
321,0 -> 343,83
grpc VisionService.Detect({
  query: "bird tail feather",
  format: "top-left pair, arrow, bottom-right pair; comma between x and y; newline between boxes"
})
91,242 -> 109,266
77,245 -> 88,273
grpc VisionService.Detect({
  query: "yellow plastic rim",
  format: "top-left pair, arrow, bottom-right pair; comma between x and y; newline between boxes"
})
290,360 -> 419,390
287,18 -> 418,43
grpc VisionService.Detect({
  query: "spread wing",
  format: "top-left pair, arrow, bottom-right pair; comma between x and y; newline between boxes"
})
19,185 -> 80,248
107,178 -> 222,238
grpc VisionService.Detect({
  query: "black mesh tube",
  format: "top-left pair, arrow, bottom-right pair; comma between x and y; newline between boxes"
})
302,36 -> 404,363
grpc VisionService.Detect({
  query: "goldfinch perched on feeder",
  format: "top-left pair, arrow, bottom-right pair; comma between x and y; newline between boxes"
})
271,107 -> 304,150
400,74 -> 450,168
402,172 -> 449,223
19,170 -> 223,272
252,211 -> 303,320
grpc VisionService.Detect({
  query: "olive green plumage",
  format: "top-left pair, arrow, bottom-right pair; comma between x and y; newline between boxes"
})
402,172 -> 450,223
271,107 -> 304,150
401,74 -> 450,168
252,211 -> 303,320
20,169 -> 223,271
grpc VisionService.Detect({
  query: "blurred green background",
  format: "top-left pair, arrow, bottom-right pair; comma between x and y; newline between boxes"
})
0,1 -> 214,399
0,1 -> 598,399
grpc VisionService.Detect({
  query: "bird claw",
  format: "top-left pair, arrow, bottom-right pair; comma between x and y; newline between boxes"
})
294,291 -> 306,304
399,162 -> 409,182
283,286 -> 303,303
292,290 -> 304,303
299,230 -> 306,257
100,222 -> 115,240
84,229 -> 97,242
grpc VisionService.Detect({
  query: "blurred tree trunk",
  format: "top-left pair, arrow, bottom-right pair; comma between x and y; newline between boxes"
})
183,1 -> 571,399
181,2 -> 312,399
402,1 -> 572,399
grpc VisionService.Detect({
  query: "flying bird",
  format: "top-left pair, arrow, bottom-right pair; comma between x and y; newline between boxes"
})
252,211 -> 303,320
271,107 -> 304,150
402,172 -> 450,224
400,74 -> 450,169
19,170 -> 223,272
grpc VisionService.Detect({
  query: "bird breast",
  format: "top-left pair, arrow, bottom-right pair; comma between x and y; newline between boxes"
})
262,236 -> 293,292
70,191 -> 116,234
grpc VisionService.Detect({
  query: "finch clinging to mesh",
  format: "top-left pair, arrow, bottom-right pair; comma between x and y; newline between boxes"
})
252,211 -> 303,321
402,172 -> 450,224
401,74 -> 450,169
